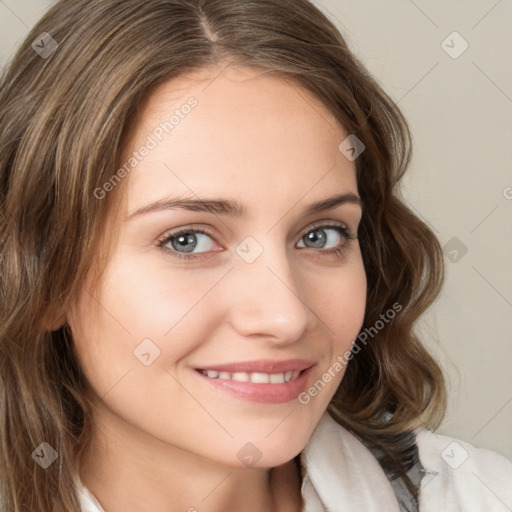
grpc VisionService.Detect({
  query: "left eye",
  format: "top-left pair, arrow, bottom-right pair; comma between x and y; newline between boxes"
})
297,226 -> 347,250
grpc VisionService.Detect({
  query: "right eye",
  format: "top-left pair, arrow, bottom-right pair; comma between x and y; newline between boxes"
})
157,227 -> 219,260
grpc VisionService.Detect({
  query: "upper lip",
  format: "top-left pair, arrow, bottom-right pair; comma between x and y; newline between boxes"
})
196,359 -> 315,374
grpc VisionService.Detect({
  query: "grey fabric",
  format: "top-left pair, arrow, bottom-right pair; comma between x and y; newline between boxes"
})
389,453 -> 425,512
368,439 -> 426,512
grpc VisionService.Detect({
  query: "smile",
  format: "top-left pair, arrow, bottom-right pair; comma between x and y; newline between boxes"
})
193,362 -> 315,404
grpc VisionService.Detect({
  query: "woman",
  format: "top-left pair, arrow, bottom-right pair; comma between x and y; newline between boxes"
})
0,1 -> 510,511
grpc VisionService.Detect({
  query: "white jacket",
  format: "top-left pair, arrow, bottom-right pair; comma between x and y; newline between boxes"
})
77,412 -> 512,511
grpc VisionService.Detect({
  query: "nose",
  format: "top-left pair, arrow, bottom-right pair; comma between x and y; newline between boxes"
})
225,245 -> 318,344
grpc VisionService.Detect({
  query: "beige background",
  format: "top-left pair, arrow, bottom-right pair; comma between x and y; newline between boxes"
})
1,0 -> 511,460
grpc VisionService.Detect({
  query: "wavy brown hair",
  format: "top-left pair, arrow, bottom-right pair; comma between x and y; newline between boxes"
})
0,0 -> 446,510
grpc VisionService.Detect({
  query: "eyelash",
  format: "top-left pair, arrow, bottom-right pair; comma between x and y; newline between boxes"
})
156,221 -> 358,262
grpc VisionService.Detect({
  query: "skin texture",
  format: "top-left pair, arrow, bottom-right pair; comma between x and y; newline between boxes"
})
65,65 -> 367,512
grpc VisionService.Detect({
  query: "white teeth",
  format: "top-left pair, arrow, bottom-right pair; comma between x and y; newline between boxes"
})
269,373 -> 285,384
250,372 -> 270,383
231,372 -> 250,382
200,369 -> 301,383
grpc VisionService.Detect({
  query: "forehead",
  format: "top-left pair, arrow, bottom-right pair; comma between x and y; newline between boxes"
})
118,65 -> 358,217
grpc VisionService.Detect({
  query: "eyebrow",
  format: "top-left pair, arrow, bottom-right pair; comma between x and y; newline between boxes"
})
126,192 -> 363,220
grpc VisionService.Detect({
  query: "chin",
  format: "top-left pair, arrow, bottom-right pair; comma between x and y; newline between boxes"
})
221,432 -> 307,470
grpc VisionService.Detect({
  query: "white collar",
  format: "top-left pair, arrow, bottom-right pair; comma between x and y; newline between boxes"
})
299,412 -> 401,511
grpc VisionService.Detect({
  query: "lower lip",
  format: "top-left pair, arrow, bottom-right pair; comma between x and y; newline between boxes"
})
194,366 -> 315,404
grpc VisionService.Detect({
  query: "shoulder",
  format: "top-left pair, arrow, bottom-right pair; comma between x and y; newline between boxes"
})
415,429 -> 512,512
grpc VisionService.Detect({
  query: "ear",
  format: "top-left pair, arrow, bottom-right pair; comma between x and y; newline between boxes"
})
47,315 -> 67,332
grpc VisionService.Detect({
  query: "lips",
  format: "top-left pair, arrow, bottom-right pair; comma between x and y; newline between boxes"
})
193,359 -> 316,404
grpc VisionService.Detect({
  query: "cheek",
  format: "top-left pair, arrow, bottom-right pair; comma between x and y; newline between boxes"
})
337,259 -> 367,345
320,257 -> 367,374
69,247 -> 241,399
67,258 -> 203,394
317,254 -> 367,349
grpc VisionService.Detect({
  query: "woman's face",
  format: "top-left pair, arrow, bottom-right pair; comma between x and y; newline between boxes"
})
67,65 -> 367,469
